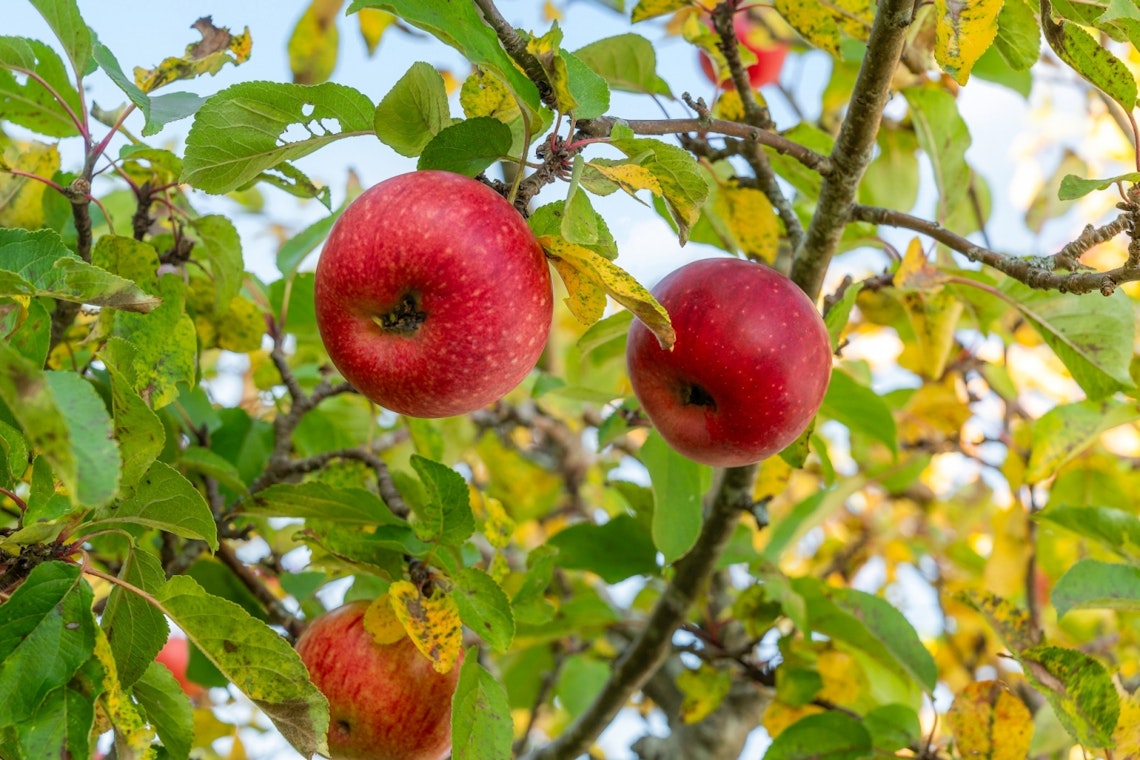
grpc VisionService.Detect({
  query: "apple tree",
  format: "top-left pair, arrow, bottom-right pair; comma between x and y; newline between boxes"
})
1,0 -> 1139,758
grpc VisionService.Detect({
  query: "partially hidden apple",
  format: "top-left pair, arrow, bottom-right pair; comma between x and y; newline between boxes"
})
626,258 -> 831,467
155,636 -> 207,700
314,170 -> 554,418
296,600 -> 462,760
698,9 -> 789,89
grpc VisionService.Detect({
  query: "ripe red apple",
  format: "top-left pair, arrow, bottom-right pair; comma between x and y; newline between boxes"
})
155,636 -> 206,700
626,258 -> 831,467
295,600 -> 461,760
697,10 -> 789,89
314,170 -> 553,418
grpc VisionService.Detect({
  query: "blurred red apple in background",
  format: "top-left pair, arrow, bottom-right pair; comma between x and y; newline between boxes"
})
155,636 -> 207,700
697,8 -> 789,89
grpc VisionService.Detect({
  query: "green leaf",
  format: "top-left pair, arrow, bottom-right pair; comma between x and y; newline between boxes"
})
548,513 -> 659,582
417,116 -> 514,177
824,281 -> 863,352
0,228 -> 160,313
17,670 -> 98,760
451,568 -> 515,653
0,37 -> 83,137
156,575 -> 330,758
765,711 -> 874,760
347,0 -> 541,123
902,86 -> 972,220
799,579 -> 939,692
182,81 -> 375,194
0,562 -> 95,726
110,274 -> 197,410
573,33 -> 671,97
762,477 -> 865,562
374,61 -> 452,158
1052,559 -> 1140,617
189,215 -> 244,318
1058,171 -> 1140,200
0,342 -> 76,500
631,0 -> 691,22
1035,504 -> 1140,560
1026,399 -> 1140,482
610,136 -> 708,244
1019,645 -> 1119,748
864,703 -> 922,751
530,201 -> 618,261
101,547 -> 168,690
90,461 -> 218,550
1002,280 -> 1135,400
820,369 -> 898,455
179,445 -> 249,498
992,0 -> 1042,71
451,648 -> 513,760
562,50 -> 610,120
765,123 -> 835,200
641,431 -> 711,564
45,371 -> 121,507
100,338 -> 165,490
555,655 -> 610,719
133,660 -> 195,759
245,481 -> 404,525
277,205 -> 343,276
27,0 -> 93,77
93,43 -> 206,137
410,454 -> 476,547
1042,11 -> 1137,113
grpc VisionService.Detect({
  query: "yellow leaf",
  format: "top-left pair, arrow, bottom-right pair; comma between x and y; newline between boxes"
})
1114,684 -> 1140,756
712,89 -> 746,121
551,256 -> 607,325
774,0 -> 841,55
389,579 -> 463,674
677,665 -> 733,724
763,700 -> 824,737
287,0 -> 344,85
946,680 -> 1033,759
715,184 -> 780,263
983,506 -> 1028,600
934,0 -> 1002,85
753,455 -> 792,503
525,24 -> 577,112
831,0 -> 875,40
895,241 -> 963,379
461,67 -> 522,124
357,8 -> 396,56
586,160 -> 662,197
897,376 -> 970,445
543,0 -> 564,22
539,234 -> 675,349
363,592 -> 407,645
0,139 -> 59,229
216,296 -> 266,353
816,649 -> 868,708
631,0 -> 693,23
475,490 -> 516,549
92,625 -> 155,752
134,18 -> 252,93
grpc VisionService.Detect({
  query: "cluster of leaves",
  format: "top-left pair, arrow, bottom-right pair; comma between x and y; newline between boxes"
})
1,0 -> 1140,758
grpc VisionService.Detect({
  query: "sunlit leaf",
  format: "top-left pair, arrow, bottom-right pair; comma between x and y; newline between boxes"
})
1052,558 -> 1140,617
134,17 -> 251,93
288,0 -> 344,85
375,61 -> 452,158
765,711 -> 873,760
1019,645 -> 1119,748
946,680 -> 1033,760
641,431 -> 712,564
573,33 -> 671,97
934,0 -> 1003,84
1026,399 -> 1140,483
0,37 -> 83,137
1042,10 -> 1137,113
1035,504 -> 1140,561
677,664 -> 733,724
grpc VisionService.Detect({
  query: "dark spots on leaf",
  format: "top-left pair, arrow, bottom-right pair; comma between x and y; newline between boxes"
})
223,640 -> 238,653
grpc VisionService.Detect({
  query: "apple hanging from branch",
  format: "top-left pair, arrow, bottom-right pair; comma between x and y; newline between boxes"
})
314,170 -> 554,418
626,258 -> 832,467
296,600 -> 462,760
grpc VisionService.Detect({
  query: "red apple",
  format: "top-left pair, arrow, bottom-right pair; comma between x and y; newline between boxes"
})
295,600 -> 461,760
314,170 -> 553,418
626,258 -> 831,467
697,9 -> 788,89
155,636 -> 207,700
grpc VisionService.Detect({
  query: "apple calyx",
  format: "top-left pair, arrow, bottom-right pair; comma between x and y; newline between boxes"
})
373,291 -> 427,334
681,382 -> 717,411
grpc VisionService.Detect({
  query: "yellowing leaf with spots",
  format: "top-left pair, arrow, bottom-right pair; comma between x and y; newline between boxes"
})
631,0 -> 692,23
288,0 -> 343,85
216,296 -> 266,353
134,17 -> 252,93
1114,687 -> 1140,756
677,664 -> 733,724
896,239 -> 963,379
585,159 -> 662,198
93,624 -> 155,753
831,0 -> 875,39
461,67 -> 521,123
540,234 -> 675,349
363,593 -> 406,645
0,139 -> 60,229
551,256 -> 607,325
775,0 -> 842,54
715,184 -> 780,263
934,0 -> 1002,84
389,579 -> 463,674
525,24 -> 577,112
946,680 -> 1033,760
474,490 -> 516,549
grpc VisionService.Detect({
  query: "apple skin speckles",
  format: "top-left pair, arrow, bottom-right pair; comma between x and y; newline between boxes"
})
626,258 -> 832,467
314,170 -> 554,418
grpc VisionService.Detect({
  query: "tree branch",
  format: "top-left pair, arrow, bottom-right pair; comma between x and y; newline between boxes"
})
523,464 -> 758,760
789,0 -> 918,300
850,203 -> 1140,295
